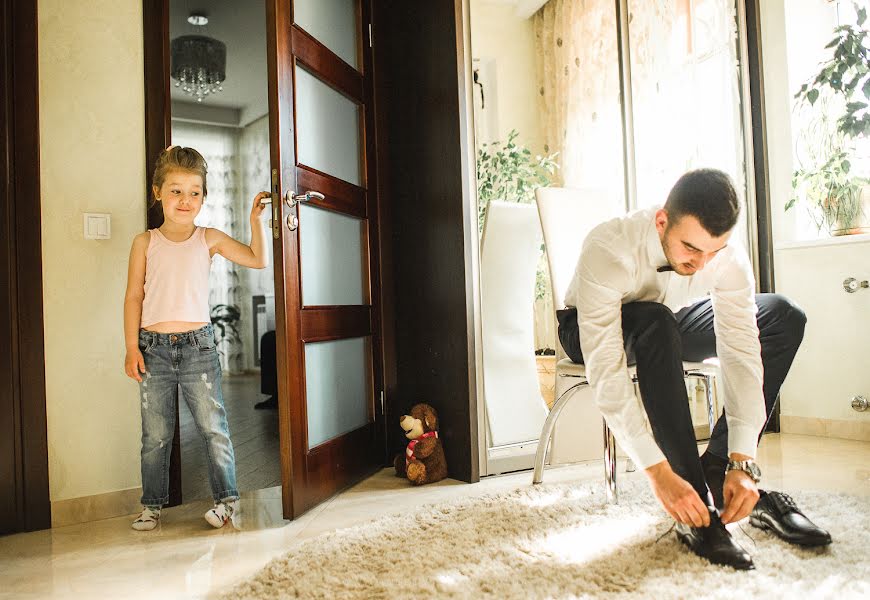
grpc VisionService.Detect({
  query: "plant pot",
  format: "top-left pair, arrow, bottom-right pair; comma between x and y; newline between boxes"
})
830,185 -> 870,236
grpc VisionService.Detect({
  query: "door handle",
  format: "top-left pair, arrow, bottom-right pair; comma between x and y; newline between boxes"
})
285,190 -> 325,208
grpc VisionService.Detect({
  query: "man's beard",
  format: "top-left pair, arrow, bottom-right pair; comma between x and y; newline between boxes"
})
661,235 -> 696,276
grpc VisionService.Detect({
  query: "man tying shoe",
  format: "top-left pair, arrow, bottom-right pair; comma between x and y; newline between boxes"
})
558,168 -> 831,570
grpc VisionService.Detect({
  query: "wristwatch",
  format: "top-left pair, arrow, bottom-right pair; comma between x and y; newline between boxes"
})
725,459 -> 762,483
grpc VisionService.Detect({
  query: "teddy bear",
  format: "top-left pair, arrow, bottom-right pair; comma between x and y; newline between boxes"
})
393,403 -> 448,485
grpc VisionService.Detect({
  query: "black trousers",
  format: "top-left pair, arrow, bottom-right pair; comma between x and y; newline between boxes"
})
260,330 -> 277,396
557,294 -> 806,499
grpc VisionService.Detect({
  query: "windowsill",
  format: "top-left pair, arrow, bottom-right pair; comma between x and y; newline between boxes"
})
775,232 -> 870,251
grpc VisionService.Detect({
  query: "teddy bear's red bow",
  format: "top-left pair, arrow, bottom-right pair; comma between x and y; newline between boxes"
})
406,431 -> 438,466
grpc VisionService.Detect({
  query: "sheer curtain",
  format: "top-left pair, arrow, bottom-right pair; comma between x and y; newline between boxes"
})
534,0 -> 747,223
172,122 -> 244,373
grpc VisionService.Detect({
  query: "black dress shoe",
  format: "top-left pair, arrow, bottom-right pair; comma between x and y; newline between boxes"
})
750,491 -> 832,547
254,396 -> 278,410
675,507 -> 754,570
700,452 -> 727,510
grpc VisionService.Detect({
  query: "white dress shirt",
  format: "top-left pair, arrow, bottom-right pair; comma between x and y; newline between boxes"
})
564,207 -> 766,470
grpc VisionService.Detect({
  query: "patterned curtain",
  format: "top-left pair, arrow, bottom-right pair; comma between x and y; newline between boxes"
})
533,0 -> 625,204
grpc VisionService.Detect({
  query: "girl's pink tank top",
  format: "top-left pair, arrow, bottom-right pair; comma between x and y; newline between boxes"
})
140,227 -> 212,328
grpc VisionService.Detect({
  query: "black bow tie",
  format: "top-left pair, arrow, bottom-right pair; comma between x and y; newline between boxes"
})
657,265 -> 674,272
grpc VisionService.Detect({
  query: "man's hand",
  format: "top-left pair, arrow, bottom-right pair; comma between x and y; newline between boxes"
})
646,461 -> 710,527
720,469 -> 759,524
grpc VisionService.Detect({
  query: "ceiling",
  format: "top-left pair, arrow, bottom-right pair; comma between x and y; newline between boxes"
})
169,0 -> 267,124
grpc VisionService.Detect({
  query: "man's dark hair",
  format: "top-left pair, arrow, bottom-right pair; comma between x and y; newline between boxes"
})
664,168 -> 740,237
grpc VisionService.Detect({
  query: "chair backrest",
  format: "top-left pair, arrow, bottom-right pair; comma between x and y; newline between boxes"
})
535,187 -> 620,360
479,201 -> 548,446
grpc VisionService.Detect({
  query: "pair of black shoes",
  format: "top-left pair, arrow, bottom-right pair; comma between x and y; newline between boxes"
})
700,452 -> 832,547
675,453 -> 832,570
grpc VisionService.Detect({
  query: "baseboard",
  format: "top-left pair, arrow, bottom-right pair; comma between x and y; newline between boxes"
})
51,487 -> 143,528
780,415 -> 870,442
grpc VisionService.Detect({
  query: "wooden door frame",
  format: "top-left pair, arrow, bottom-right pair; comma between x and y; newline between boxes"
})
142,0 -> 183,506
0,0 -> 51,534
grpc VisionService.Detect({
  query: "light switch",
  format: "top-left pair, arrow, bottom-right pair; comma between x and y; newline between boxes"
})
83,213 -> 111,240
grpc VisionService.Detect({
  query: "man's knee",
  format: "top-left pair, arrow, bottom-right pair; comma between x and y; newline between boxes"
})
760,293 -> 806,344
629,302 -> 681,349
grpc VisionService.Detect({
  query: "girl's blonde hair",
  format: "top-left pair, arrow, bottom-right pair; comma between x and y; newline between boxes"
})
151,146 -> 209,203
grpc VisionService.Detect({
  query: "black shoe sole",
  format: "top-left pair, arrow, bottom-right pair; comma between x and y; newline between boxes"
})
749,515 -> 833,547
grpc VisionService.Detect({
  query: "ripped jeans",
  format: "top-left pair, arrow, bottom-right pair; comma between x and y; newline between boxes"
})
137,324 -> 238,507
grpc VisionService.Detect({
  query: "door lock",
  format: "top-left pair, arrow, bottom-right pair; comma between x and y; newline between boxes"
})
287,214 -> 299,231
270,169 -> 281,239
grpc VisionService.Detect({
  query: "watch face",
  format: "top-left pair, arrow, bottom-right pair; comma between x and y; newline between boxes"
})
749,462 -> 762,480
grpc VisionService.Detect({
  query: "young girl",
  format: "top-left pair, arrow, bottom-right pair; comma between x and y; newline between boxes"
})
123,146 -> 269,530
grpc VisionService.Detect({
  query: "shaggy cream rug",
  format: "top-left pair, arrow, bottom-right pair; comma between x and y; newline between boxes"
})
221,481 -> 869,599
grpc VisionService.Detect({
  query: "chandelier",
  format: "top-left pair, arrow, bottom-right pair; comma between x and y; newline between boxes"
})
170,15 -> 226,103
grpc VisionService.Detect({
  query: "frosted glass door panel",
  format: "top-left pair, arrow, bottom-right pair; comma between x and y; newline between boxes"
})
299,204 -> 366,306
295,67 -> 362,186
305,337 -> 371,449
294,0 -> 359,70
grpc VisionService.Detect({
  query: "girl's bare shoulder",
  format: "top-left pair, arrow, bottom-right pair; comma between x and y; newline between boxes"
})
203,227 -> 230,248
131,230 -> 151,252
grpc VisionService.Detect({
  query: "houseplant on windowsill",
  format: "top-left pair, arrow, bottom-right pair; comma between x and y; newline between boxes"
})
788,2 -> 869,236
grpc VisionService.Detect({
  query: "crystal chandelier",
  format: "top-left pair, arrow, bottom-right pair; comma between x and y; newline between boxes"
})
170,16 -> 226,103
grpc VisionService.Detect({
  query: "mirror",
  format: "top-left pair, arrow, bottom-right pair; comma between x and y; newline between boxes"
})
468,0 -> 754,475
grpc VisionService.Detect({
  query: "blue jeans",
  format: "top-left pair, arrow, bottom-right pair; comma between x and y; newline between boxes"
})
137,324 -> 239,507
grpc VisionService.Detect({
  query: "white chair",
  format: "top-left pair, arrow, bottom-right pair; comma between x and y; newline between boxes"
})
532,187 -> 719,503
480,201 -> 549,449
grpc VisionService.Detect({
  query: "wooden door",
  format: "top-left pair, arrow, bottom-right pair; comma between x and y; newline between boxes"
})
266,0 -> 385,519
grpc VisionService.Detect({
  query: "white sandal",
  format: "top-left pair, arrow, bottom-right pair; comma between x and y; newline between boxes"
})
132,506 -> 161,531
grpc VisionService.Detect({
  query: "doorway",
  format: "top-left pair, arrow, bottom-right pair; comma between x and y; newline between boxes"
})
145,0 -> 389,519
167,0 -> 281,503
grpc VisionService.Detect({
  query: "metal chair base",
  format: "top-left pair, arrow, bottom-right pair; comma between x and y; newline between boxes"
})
533,370 -> 718,506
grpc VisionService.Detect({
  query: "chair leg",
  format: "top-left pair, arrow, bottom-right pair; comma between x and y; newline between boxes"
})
603,419 -> 618,504
532,379 -> 587,485
704,374 -> 717,436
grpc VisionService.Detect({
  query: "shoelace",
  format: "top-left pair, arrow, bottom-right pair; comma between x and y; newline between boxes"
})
736,521 -> 757,547
769,491 -> 801,515
655,522 -> 676,544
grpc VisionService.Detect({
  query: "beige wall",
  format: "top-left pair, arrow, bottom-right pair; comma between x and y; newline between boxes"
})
775,241 -> 870,439
38,0 -> 145,502
469,0 -> 543,154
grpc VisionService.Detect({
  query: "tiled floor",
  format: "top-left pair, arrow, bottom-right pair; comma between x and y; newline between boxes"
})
180,373 -> 281,501
0,433 -> 867,600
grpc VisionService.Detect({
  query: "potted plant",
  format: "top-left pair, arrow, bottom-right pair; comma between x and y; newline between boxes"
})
210,303 -> 241,359
476,129 -> 559,235
788,2 -> 869,236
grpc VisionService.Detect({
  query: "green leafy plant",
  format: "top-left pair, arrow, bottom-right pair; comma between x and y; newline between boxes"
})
476,129 -> 559,232
210,304 -> 241,356
789,3 -> 869,234
476,130 -> 559,300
